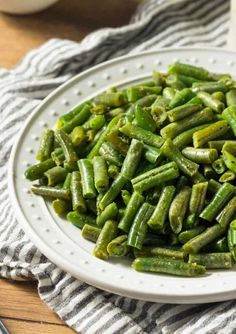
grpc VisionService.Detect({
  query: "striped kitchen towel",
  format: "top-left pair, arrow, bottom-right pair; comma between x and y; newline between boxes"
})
0,0 -> 235,333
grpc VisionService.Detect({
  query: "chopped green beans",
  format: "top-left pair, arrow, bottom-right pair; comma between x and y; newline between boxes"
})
26,61 -> 236,278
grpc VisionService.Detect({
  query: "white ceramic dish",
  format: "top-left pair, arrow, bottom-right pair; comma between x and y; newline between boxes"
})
8,48 -> 236,304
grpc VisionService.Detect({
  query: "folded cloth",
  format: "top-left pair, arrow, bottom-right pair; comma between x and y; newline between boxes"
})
0,0 -> 234,333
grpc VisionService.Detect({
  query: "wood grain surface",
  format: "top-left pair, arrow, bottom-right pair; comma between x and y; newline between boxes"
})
0,0 -> 140,333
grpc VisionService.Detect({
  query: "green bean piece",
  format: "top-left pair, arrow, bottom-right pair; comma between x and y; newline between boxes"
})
178,226 -> 206,244
203,236 -> 229,253
191,171 -> 206,184
67,211 -> 96,229
203,165 -> 217,179
91,104 -> 107,115
62,172 -> 71,190
87,115 -> 121,159
126,87 -> 143,103
182,147 -> 218,164
93,156 -> 109,193
163,87 -> 176,100
143,233 -> 167,246
165,74 -> 186,90
186,96 -> 203,105
216,196 -> 236,229
167,104 -> 202,122
136,94 -> 157,107
161,138 -> 199,177
208,140 -> 236,151
31,185 -> 70,200
52,199 -> 71,215
133,165 -> 179,193
208,179 -> 221,194
189,253 -> 232,269
133,247 -> 185,260
219,170 -> 236,182
86,198 -> 97,215
222,105 -> 236,137
69,126 -> 85,147
106,107 -> 124,119
168,62 -> 209,80
147,185 -> 175,231
175,175 -> 189,192
99,174 -> 128,210
78,159 -> 96,199
118,192 -> 144,233
161,108 -> 213,139
192,82 -> 228,94
93,220 -> 118,260
228,220 -> 236,260
193,120 -> 229,148
81,224 -> 101,243
169,186 -> 191,234
127,202 -> 154,249
121,190 -> 131,206
96,202 -> 118,228
99,142 -> 123,167
58,102 -> 91,125
134,104 -> 156,132
226,88 -> 236,106
25,158 -> 56,181
120,123 -> 164,148
197,91 -> 224,113
106,130 -> 129,156
107,164 -> 120,179
132,257 -> 205,277
36,129 -> 54,161
120,139 -> 143,180
89,115 -> 106,130
107,235 -> 130,257
212,91 -> 226,103
200,183 -> 235,222
61,104 -> 91,133
187,182 -> 208,227
152,70 -> 165,86
212,158 -> 227,175
44,166 -> 67,186
150,96 -> 168,127
222,144 -> 236,174
51,148 -> 65,166
55,129 -> 78,164
173,124 -> 210,150
70,171 -> 87,213
183,224 -> 225,254
144,145 -> 162,164
169,88 -> 195,109
94,92 -> 126,107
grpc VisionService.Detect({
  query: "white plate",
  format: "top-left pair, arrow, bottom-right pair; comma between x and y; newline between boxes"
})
9,48 -> 236,304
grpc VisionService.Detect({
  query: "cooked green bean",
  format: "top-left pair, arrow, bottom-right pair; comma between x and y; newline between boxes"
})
94,92 -> 126,107
93,220 -> 118,260
165,74 -> 186,90
25,158 -> 56,181
189,253 -> 232,269
127,202 -> 154,249
173,123 -> 210,149
67,211 -> 96,229
226,88 -> 236,106
208,140 -> 236,151
78,159 -> 96,199
96,202 -> 118,228
183,224 -> 225,254
70,126 -> 85,147
107,235 -> 130,256
219,170 -> 235,182
169,88 -> 195,109
93,156 -> 109,193
212,91 -> 225,103
169,186 -> 191,234
120,139 -> 143,180
147,185 -> 175,231
193,82 -> 227,94
168,62 -> 209,80
52,198 -> 71,215
150,96 -> 168,127
161,138 -> 199,176
162,87 -> 176,100
120,123 -> 164,148
99,174 -> 128,210
144,144 -> 162,164
31,185 -> 70,200
161,108 -> 213,139
37,129 -> 54,161
203,236 -> 229,253
167,104 -> 202,122
121,189 -> 131,206
212,158 -> 227,175
132,257 -> 205,276
61,104 -> 91,133
107,164 -> 120,179
203,165 -> 217,179
216,196 -> 236,229
178,226 -> 206,244
55,129 -> 78,164
228,220 -> 236,260
58,101 -> 91,126
89,115 -> 106,130
193,120 -> 229,148
70,171 -> 87,213
182,147 -> 218,164
51,148 -> 65,166
81,224 -> 101,243
133,246 -> 185,260
197,91 -> 224,113
106,130 -> 129,156
44,166 -> 67,186
134,104 -> 156,132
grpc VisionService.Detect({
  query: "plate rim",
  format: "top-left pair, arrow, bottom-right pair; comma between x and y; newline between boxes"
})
8,47 -> 236,304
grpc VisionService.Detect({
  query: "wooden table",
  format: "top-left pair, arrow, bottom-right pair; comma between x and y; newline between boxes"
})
0,0 -> 140,333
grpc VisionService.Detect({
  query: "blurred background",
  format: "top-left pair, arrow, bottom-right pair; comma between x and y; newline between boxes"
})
0,0 -> 141,68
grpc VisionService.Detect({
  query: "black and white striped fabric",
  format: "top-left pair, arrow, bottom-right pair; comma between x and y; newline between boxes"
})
0,0 -> 235,333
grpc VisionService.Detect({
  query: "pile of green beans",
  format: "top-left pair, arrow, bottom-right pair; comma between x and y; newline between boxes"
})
25,62 -> 236,277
